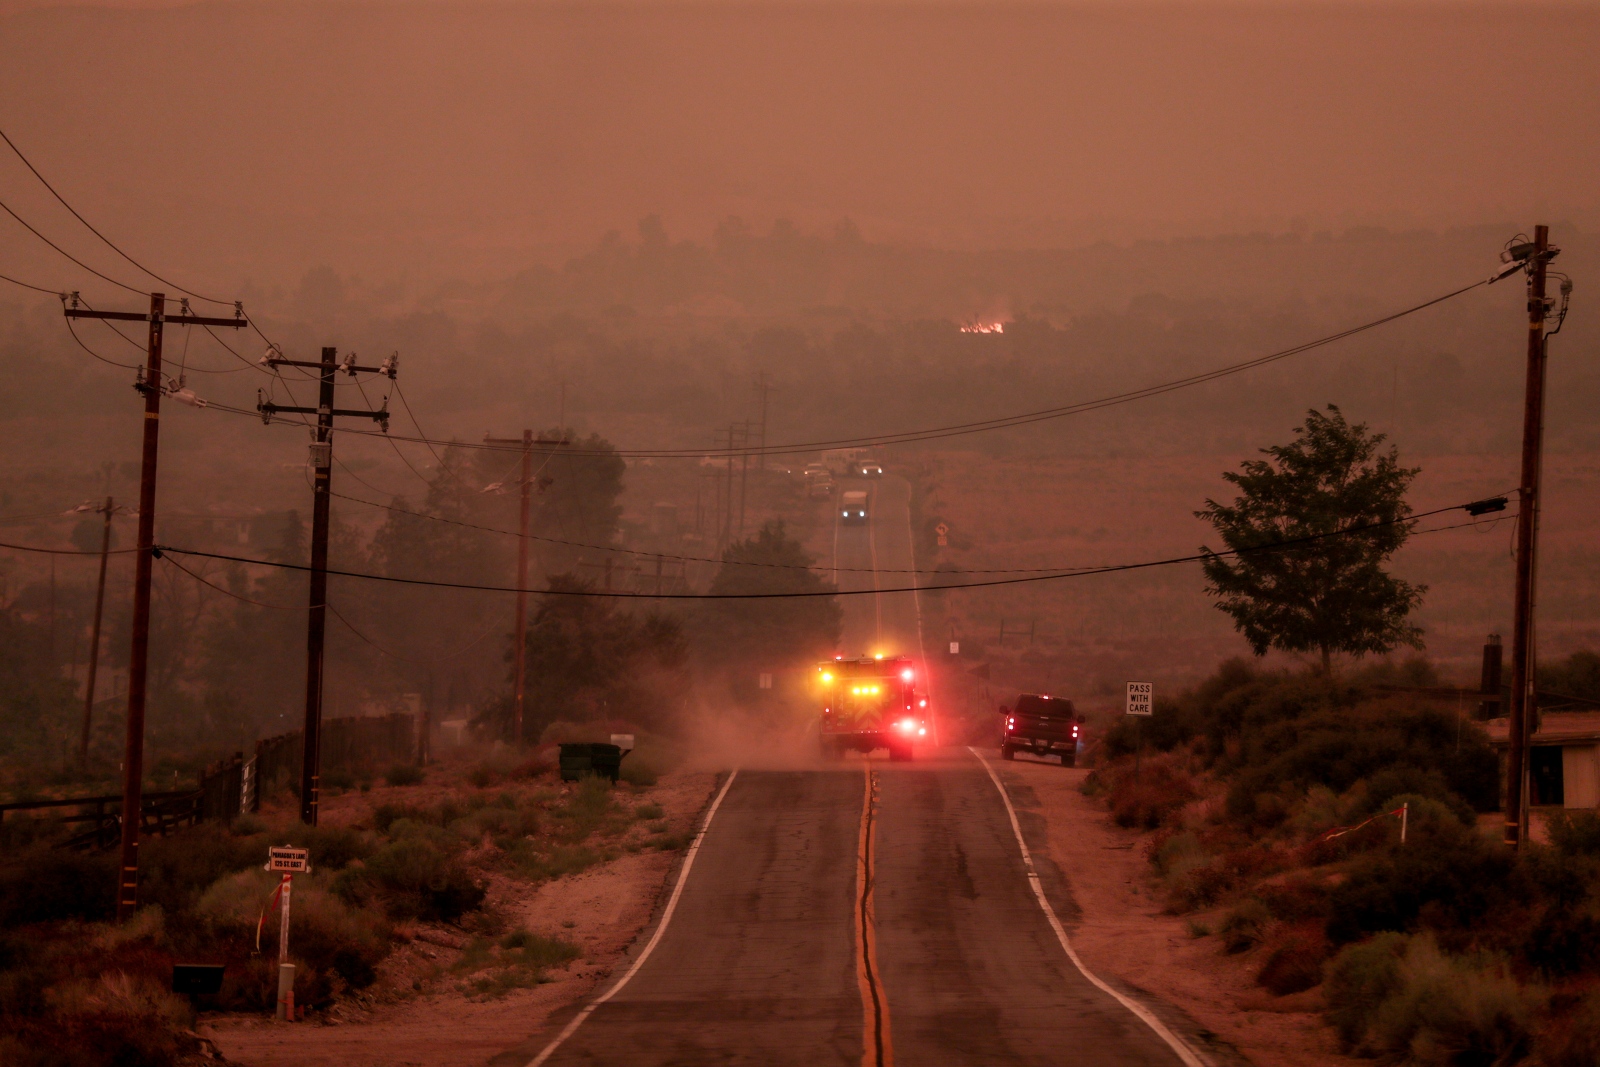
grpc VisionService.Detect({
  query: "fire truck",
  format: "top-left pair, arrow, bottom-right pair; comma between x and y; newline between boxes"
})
818,655 -> 929,761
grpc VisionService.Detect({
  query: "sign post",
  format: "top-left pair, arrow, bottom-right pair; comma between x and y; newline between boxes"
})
265,846 -> 309,1021
1126,682 -> 1153,774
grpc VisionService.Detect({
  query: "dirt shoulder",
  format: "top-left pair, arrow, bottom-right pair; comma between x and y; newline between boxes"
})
203,769 -> 719,1067
997,754 -> 1348,1067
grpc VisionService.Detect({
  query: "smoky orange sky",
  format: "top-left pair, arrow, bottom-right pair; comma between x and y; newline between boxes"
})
1,1 -> 1596,292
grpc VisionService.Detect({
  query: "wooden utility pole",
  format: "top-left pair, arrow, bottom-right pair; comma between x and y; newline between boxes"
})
1505,225 -> 1558,849
483,430 -> 567,744
79,495 -> 115,767
260,347 -> 392,825
63,292 -> 247,921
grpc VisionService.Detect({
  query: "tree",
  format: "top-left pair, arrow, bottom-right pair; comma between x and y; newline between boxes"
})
693,520 -> 841,678
486,573 -> 687,741
1196,406 -> 1425,673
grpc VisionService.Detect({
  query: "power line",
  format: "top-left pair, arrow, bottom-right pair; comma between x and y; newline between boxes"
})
0,195 -> 148,296
0,538 -> 138,555
160,552 -> 300,609
0,124 -> 232,307
327,486 -> 1086,576
64,315 -> 141,370
352,375 -> 431,487
335,278 -> 1491,461
152,499 -> 1511,601
0,268 -> 63,295
393,378 -> 445,469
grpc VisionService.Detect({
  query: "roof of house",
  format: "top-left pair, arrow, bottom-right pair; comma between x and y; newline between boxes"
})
1484,712 -> 1600,747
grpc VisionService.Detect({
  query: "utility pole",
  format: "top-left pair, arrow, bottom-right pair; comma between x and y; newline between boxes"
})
79,496 -> 116,768
483,430 -> 568,744
260,348 -> 393,826
62,292 -> 247,921
1505,225 -> 1560,849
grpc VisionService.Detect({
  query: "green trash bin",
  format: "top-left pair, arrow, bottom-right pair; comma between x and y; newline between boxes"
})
558,742 -> 624,783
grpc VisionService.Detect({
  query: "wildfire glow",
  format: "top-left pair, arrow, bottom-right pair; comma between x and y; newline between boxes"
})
960,320 -> 1005,334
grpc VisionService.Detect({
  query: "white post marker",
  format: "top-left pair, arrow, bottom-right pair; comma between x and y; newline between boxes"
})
1125,681 -> 1153,716
265,846 -> 309,1021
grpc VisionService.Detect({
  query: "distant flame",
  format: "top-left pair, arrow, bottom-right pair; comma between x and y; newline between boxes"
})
959,320 -> 1005,334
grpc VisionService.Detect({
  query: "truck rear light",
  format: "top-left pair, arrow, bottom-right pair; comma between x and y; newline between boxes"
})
918,728 -> 926,736
901,668 -> 914,682
898,718 -> 915,733
1006,717 -> 1014,729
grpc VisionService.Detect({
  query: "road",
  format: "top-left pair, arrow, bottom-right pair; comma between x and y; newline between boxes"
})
520,475 -> 1197,1067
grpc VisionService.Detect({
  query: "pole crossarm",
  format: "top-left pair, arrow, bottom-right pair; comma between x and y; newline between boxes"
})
266,357 -> 392,376
63,308 -> 247,329
261,403 -> 390,421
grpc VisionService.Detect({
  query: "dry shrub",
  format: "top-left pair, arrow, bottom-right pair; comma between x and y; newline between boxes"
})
1324,932 -> 1415,1049
1167,857 -> 1235,912
196,868 -> 390,1003
10,970 -> 203,1067
0,848 -> 116,928
1257,923 -> 1331,996
1327,932 -> 1543,1064
1220,897 -> 1271,954
1537,988 -> 1600,1067
1107,758 -> 1197,830
1547,809 -> 1600,857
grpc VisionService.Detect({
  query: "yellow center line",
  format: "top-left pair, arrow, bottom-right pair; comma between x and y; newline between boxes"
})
855,768 -> 893,1067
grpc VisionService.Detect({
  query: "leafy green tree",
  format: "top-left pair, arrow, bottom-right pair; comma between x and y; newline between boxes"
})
1196,406 -> 1424,674
1539,650 -> 1600,704
529,429 -> 625,573
488,573 -> 687,741
693,520 -> 840,678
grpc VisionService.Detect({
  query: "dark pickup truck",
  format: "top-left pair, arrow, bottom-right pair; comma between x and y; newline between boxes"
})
1000,693 -> 1082,765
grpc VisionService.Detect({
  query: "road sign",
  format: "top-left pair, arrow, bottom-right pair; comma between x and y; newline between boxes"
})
1125,681 -> 1153,716
936,522 -> 949,546
266,846 -> 309,873
949,641 -> 960,655
759,672 -> 773,690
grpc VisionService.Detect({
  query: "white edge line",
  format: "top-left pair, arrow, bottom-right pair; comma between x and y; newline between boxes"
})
525,769 -> 741,1067
968,747 -> 1208,1067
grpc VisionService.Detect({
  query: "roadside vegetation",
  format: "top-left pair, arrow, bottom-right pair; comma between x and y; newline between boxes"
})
0,759 -> 686,1067
1086,654 -> 1600,1067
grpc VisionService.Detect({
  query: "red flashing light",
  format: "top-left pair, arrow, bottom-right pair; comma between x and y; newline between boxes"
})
900,668 -> 914,682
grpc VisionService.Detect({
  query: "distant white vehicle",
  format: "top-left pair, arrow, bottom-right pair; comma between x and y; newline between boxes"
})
841,490 -> 868,525
855,462 -> 883,477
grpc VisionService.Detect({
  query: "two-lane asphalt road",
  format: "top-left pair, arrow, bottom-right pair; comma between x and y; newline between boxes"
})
518,473 -> 1198,1067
